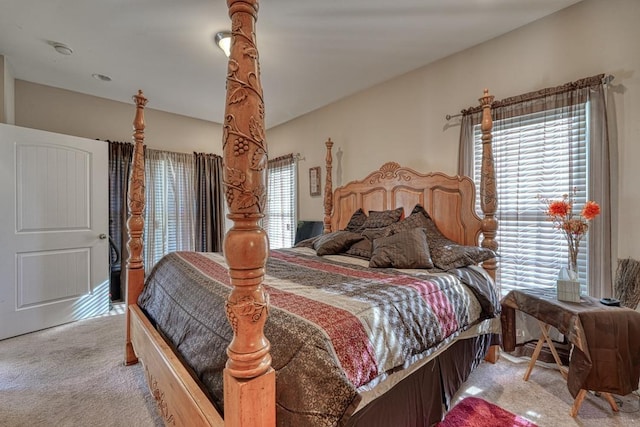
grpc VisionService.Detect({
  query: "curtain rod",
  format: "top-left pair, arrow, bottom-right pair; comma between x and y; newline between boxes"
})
445,74 -> 615,121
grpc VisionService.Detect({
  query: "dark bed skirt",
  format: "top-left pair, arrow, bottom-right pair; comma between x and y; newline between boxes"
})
344,333 -> 495,427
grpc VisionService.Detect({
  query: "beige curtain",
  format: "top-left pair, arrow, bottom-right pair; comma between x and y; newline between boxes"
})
194,152 -> 224,252
457,112 -> 481,177
458,74 -> 613,298
586,83 -> 612,298
108,145 -> 223,274
144,149 -> 196,270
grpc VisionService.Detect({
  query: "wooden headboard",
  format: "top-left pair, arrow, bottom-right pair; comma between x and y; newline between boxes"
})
321,89 -> 496,280
329,162 -> 482,247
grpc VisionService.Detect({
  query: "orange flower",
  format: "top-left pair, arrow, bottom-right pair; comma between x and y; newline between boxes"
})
548,200 -> 570,217
581,201 -> 601,221
538,189 -> 602,274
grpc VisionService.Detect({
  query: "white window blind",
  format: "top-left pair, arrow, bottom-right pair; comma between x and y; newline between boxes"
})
264,156 -> 297,249
144,150 -> 196,270
473,103 -> 590,295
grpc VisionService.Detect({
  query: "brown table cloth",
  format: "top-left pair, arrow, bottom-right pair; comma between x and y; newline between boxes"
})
501,288 -> 640,398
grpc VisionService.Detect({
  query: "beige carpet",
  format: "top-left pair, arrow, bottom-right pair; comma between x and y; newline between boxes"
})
1,310 -> 638,427
452,353 -> 640,427
0,310 -> 163,427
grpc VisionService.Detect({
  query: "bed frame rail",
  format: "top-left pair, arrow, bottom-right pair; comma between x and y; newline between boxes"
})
130,305 -> 224,426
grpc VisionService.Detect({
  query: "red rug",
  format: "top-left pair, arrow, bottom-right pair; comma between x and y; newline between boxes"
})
437,397 -> 537,427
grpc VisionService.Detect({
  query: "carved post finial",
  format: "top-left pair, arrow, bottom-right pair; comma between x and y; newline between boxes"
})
127,90 -> 147,272
124,90 -> 147,365
323,138 -> 334,233
479,89 -> 498,281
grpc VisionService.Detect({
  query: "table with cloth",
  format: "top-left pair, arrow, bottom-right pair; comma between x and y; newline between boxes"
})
500,288 -> 640,416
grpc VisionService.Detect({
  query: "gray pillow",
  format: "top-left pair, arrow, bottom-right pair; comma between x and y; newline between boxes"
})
361,208 -> 404,229
361,227 -> 390,241
344,238 -> 373,259
430,242 -> 496,271
343,227 -> 390,260
313,231 -> 365,256
384,209 -> 432,236
408,204 -> 495,270
344,208 -> 368,232
369,228 -> 434,269
294,236 -> 320,249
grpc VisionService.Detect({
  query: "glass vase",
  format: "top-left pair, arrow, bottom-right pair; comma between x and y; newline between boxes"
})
568,248 -> 579,281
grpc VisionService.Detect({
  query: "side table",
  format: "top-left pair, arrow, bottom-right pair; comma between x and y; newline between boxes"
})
501,288 -> 640,417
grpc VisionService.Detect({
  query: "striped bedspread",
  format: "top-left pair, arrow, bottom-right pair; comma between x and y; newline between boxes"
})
138,247 -> 499,427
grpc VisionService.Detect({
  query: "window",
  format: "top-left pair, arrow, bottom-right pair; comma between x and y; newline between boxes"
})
473,103 -> 589,295
264,155 -> 297,249
144,150 -> 196,269
462,76 -> 610,298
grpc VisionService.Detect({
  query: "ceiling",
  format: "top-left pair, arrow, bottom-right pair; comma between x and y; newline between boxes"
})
0,0 -> 582,129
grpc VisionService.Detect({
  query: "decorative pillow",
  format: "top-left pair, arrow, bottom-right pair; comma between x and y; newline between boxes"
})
361,227 -> 390,241
421,216 -> 495,270
313,231 -> 365,256
360,208 -> 404,229
344,238 -> 373,259
384,208 -> 432,236
411,204 -> 432,218
429,242 -> 496,271
343,227 -> 389,260
344,208 -> 368,232
369,228 -> 434,269
294,235 -> 320,248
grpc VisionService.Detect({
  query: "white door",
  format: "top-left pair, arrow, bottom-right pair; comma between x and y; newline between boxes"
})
0,124 -> 109,340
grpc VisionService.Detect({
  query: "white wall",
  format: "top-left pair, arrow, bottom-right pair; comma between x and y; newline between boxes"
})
269,0 -> 640,262
8,0 -> 639,262
15,81 -> 223,154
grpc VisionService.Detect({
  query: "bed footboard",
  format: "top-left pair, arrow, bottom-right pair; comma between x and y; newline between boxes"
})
129,304 -> 224,427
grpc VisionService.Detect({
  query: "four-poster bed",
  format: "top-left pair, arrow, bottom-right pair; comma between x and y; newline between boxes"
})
123,1 -> 499,426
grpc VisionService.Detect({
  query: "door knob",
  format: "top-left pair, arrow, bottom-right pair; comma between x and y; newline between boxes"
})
99,233 -> 107,239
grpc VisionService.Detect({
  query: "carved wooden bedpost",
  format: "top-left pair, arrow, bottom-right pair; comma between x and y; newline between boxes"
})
222,1 -> 275,426
479,89 -> 498,283
323,138 -> 334,233
125,90 -> 148,365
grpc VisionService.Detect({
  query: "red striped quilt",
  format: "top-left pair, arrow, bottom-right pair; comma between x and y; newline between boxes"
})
138,248 -> 498,427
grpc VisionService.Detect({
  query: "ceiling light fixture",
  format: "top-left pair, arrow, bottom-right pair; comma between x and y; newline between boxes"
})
92,73 -> 112,82
214,31 -> 232,57
51,42 -> 73,56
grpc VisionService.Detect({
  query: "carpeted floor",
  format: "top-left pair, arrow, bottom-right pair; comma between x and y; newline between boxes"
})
1,310 -> 638,427
0,310 -> 163,427
451,353 -> 640,427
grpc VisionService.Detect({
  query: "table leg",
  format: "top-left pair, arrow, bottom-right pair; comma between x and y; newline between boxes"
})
570,389 -> 588,417
538,320 -> 568,380
523,335 -> 545,381
570,390 -> 619,417
601,392 -> 619,412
